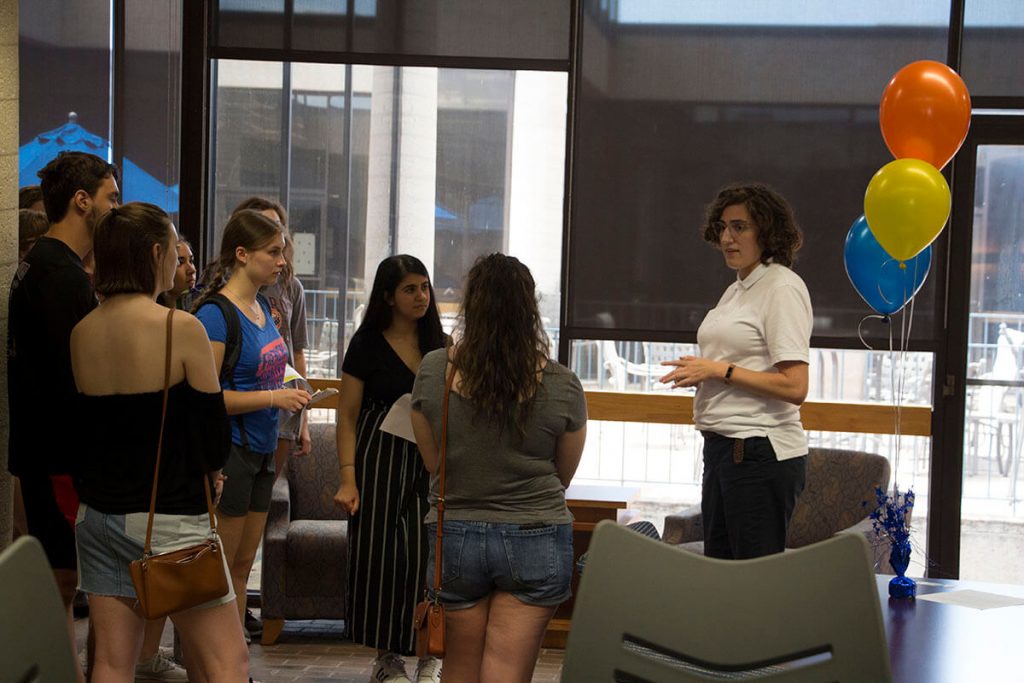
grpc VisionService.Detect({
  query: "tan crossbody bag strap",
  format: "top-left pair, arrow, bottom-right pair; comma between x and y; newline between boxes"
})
431,361 -> 456,594
142,309 -> 217,556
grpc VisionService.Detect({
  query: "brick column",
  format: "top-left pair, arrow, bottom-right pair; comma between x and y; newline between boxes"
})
0,0 -> 18,549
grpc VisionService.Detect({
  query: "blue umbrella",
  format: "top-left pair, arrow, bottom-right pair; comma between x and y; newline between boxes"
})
19,113 -> 179,213
435,202 -> 458,221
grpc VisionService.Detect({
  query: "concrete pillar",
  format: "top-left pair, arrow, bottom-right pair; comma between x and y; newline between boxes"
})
506,72 -> 567,325
363,66 -> 437,290
363,66 -> 396,281
0,0 -> 19,549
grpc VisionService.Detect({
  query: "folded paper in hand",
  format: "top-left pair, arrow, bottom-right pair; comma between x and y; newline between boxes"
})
379,393 -> 416,443
281,387 -> 337,433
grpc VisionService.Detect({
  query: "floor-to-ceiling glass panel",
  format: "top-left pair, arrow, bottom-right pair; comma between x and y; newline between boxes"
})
962,144 -> 1024,583
210,62 -> 568,378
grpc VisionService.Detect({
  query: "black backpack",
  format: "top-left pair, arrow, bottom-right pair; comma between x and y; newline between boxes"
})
199,291 -> 271,453
200,292 -> 271,386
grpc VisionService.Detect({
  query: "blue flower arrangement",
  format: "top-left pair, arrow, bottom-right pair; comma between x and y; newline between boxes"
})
869,486 -> 915,544
867,486 -> 917,598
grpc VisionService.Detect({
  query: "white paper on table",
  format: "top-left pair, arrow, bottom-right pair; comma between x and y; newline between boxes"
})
379,393 -> 416,443
916,589 -> 1024,610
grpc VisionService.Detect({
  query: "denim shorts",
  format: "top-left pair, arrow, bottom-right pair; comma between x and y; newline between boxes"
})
426,521 -> 573,610
218,443 -> 275,517
75,504 -> 234,609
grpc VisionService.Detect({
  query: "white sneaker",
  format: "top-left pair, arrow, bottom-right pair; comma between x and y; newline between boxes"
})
371,652 -> 412,683
415,657 -> 442,682
135,651 -> 189,682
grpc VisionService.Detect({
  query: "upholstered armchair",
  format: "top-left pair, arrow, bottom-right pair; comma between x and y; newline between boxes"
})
663,447 -> 897,572
260,421 -> 348,645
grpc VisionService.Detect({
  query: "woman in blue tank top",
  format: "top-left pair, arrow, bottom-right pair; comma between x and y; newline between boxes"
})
193,210 -> 311,641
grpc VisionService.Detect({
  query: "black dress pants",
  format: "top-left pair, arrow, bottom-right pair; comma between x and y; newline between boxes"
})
701,432 -> 806,560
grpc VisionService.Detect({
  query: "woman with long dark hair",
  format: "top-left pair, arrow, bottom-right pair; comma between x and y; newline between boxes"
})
333,255 -> 446,682
410,253 -> 587,683
192,210 -> 311,639
71,203 -> 248,681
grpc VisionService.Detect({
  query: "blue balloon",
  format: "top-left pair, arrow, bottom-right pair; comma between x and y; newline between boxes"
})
844,215 -> 931,315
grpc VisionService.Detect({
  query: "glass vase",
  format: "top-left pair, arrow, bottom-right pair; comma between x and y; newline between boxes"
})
888,538 -> 917,599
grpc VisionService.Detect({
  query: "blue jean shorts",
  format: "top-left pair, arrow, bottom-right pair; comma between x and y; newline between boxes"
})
75,504 -> 234,609
426,521 -> 573,610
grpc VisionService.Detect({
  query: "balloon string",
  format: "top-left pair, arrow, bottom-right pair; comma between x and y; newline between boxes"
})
891,257 -> 920,495
858,314 -> 890,351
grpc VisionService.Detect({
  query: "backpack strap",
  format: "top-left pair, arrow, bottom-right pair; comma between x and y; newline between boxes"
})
203,293 -> 243,383
200,292 -> 255,453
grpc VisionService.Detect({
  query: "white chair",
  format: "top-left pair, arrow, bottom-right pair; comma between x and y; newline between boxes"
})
601,341 -> 694,392
0,537 -> 78,683
563,521 -> 891,682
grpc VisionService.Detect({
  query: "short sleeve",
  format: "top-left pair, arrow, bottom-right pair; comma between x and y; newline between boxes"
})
411,349 -> 444,411
341,330 -> 372,380
289,279 -> 307,351
195,302 -> 228,344
562,371 -> 588,432
763,283 -> 812,365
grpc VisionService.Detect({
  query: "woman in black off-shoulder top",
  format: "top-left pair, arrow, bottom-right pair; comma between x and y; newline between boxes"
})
70,203 -> 248,682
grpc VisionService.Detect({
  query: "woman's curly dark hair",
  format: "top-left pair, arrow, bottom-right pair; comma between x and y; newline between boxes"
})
455,253 -> 549,439
702,183 -> 803,267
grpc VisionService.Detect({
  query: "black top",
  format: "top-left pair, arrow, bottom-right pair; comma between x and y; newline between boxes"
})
76,383 -> 231,515
342,329 -> 417,408
7,237 -> 97,477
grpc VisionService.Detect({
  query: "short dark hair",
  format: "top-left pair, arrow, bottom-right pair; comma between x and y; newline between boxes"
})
93,202 -> 173,297
702,183 -> 803,268
18,185 -> 44,210
18,209 -> 49,257
37,151 -> 118,223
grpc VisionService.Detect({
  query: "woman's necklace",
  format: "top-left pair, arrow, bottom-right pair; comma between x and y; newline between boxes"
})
224,285 -> 262,323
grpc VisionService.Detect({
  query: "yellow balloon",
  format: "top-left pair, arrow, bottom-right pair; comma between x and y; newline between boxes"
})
864,159 -> 950,262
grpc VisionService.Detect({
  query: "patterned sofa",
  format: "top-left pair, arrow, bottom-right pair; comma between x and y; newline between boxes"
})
662,447 -> 898,571
260,421 -> 349,645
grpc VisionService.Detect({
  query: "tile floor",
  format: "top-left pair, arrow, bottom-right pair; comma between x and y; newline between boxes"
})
75,615 -> 566,682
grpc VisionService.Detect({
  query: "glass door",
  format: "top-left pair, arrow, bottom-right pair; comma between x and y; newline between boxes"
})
959,138 -> 1024,583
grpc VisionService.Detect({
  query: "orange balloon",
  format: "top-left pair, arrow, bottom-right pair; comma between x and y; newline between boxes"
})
879,60 -> 971,170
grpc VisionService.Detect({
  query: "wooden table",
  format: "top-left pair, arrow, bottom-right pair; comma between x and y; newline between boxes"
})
543,485 -> 637,648
879,575 -> 1024,682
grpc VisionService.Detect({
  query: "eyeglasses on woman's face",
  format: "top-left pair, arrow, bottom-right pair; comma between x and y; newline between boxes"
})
710,219 -> 755,242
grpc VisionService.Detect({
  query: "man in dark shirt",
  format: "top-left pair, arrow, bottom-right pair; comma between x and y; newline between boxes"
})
7,152 -> 118,661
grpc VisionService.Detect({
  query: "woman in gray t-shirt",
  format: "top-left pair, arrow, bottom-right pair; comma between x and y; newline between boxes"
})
411,253 -> 587,683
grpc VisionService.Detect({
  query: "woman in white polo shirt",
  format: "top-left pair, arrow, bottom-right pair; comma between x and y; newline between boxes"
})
661,183 -> 812,559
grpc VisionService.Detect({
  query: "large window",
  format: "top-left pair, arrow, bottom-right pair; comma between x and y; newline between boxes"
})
571,340 -> 934,575
210,61 -> 568,377
19,0 -> 182,215
567,0 -> 951,345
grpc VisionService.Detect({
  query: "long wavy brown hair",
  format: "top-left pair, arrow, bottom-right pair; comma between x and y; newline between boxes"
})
455,253 -> 549,439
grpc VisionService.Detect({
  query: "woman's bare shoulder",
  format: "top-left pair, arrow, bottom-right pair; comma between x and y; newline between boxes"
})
172,310 -> 214,347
